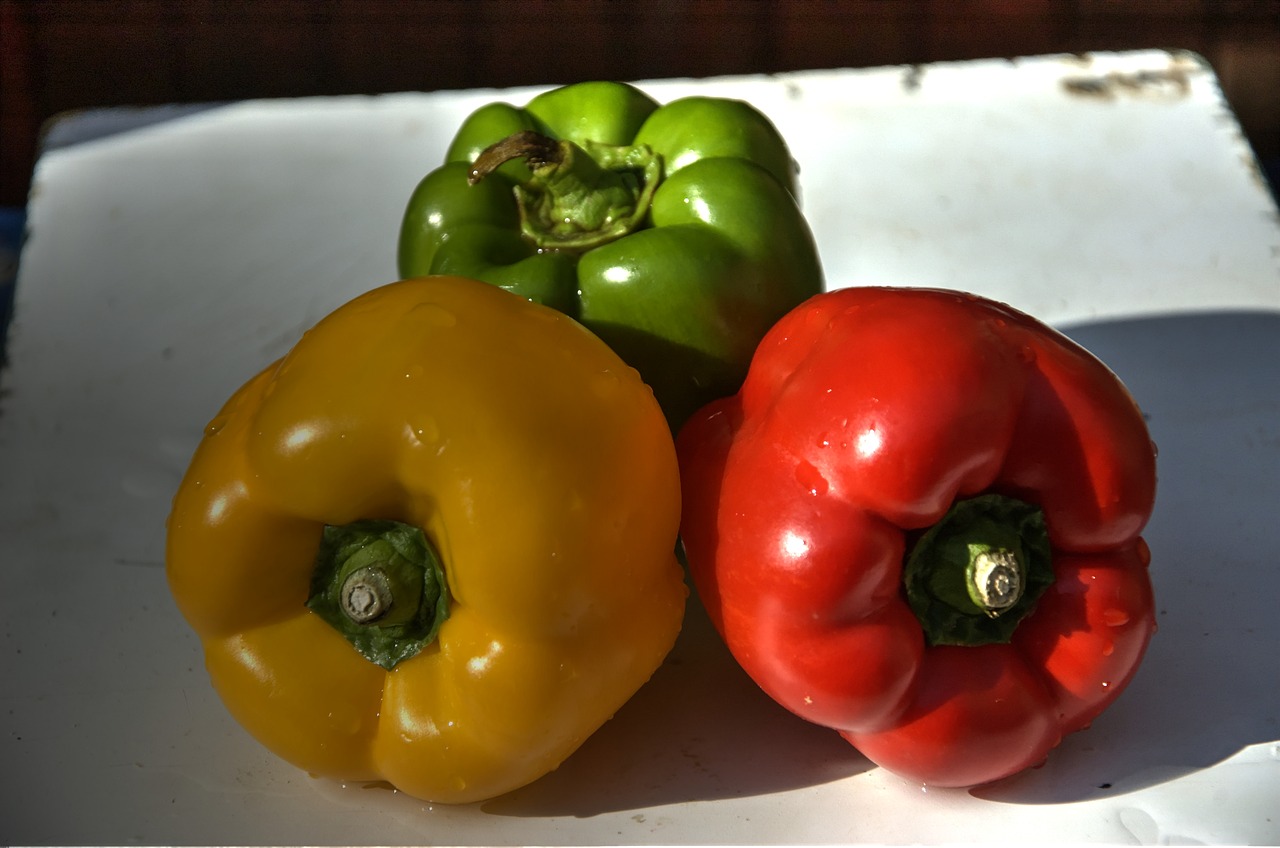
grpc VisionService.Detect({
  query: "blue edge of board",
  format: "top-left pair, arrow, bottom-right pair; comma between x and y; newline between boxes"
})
1,205 -> 24,371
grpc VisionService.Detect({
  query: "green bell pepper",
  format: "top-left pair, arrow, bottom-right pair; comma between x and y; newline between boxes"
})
397,81 -> 824,431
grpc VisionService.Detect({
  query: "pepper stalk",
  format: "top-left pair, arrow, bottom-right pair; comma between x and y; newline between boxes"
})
307,519 -> 451,670
469,130 -> 662,253
903,493 -> 1054,647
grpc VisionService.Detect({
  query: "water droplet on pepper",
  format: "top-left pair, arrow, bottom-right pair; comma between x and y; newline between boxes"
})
407,415 -> 440,446
1102,608 -> 1130,627
591,369 -> 620,398
411,303 -> 458,328
795,460 -> 829,496
1136,538 -> 1151,566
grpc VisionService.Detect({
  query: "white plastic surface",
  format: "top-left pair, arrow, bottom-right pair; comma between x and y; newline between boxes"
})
2,51 -> 1278,844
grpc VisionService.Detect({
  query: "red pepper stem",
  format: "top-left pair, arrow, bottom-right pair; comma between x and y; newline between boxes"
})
903,494 -> 1054,647
969,549 -> 1023,615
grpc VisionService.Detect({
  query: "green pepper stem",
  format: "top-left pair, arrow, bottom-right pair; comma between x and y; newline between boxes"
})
468,130 -> 563,184
903,494 -> 1054,647
467,130 -> 662,253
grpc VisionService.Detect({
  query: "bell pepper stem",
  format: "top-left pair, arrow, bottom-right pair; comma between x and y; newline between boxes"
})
468,130 -> 564,183
903,494 -> 1054,647
307,519 -> 450,669
968,548 -> 1022,615
340,563 -> 423,626
468,130 -> 662,253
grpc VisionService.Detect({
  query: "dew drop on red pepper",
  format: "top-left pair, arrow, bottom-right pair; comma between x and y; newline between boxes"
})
795,459 -> 829,496
1102,608 -> 1131,627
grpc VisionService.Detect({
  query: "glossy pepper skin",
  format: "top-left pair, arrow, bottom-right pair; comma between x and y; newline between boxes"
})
677,287 -> 1157,787
397,80 -> 824,432
166,275 -> 686,804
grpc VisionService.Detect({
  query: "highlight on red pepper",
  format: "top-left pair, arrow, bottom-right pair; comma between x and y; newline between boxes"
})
677,286 -> 1158,788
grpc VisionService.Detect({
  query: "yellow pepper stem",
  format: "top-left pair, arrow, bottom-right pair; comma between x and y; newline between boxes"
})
306,519 -> 451,670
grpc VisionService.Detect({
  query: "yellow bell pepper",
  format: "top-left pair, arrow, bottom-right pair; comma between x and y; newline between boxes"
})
166,275 -> 686,803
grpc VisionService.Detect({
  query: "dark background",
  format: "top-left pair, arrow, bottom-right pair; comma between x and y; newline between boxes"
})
2,0 -> 1279,210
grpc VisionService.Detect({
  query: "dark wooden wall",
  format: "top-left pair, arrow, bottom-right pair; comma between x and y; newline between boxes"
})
2,0 -> 1278,207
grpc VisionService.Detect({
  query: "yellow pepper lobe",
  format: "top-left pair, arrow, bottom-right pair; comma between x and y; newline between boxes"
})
165,275 -> 686,804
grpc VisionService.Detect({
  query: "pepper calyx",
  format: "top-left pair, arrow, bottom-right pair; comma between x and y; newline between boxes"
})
903,493 -> 1054,647
469,130 -> 662,253
307,519 -> 451,670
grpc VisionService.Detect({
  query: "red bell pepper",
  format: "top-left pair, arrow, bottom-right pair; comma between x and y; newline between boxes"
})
677,286 -> 1157,787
